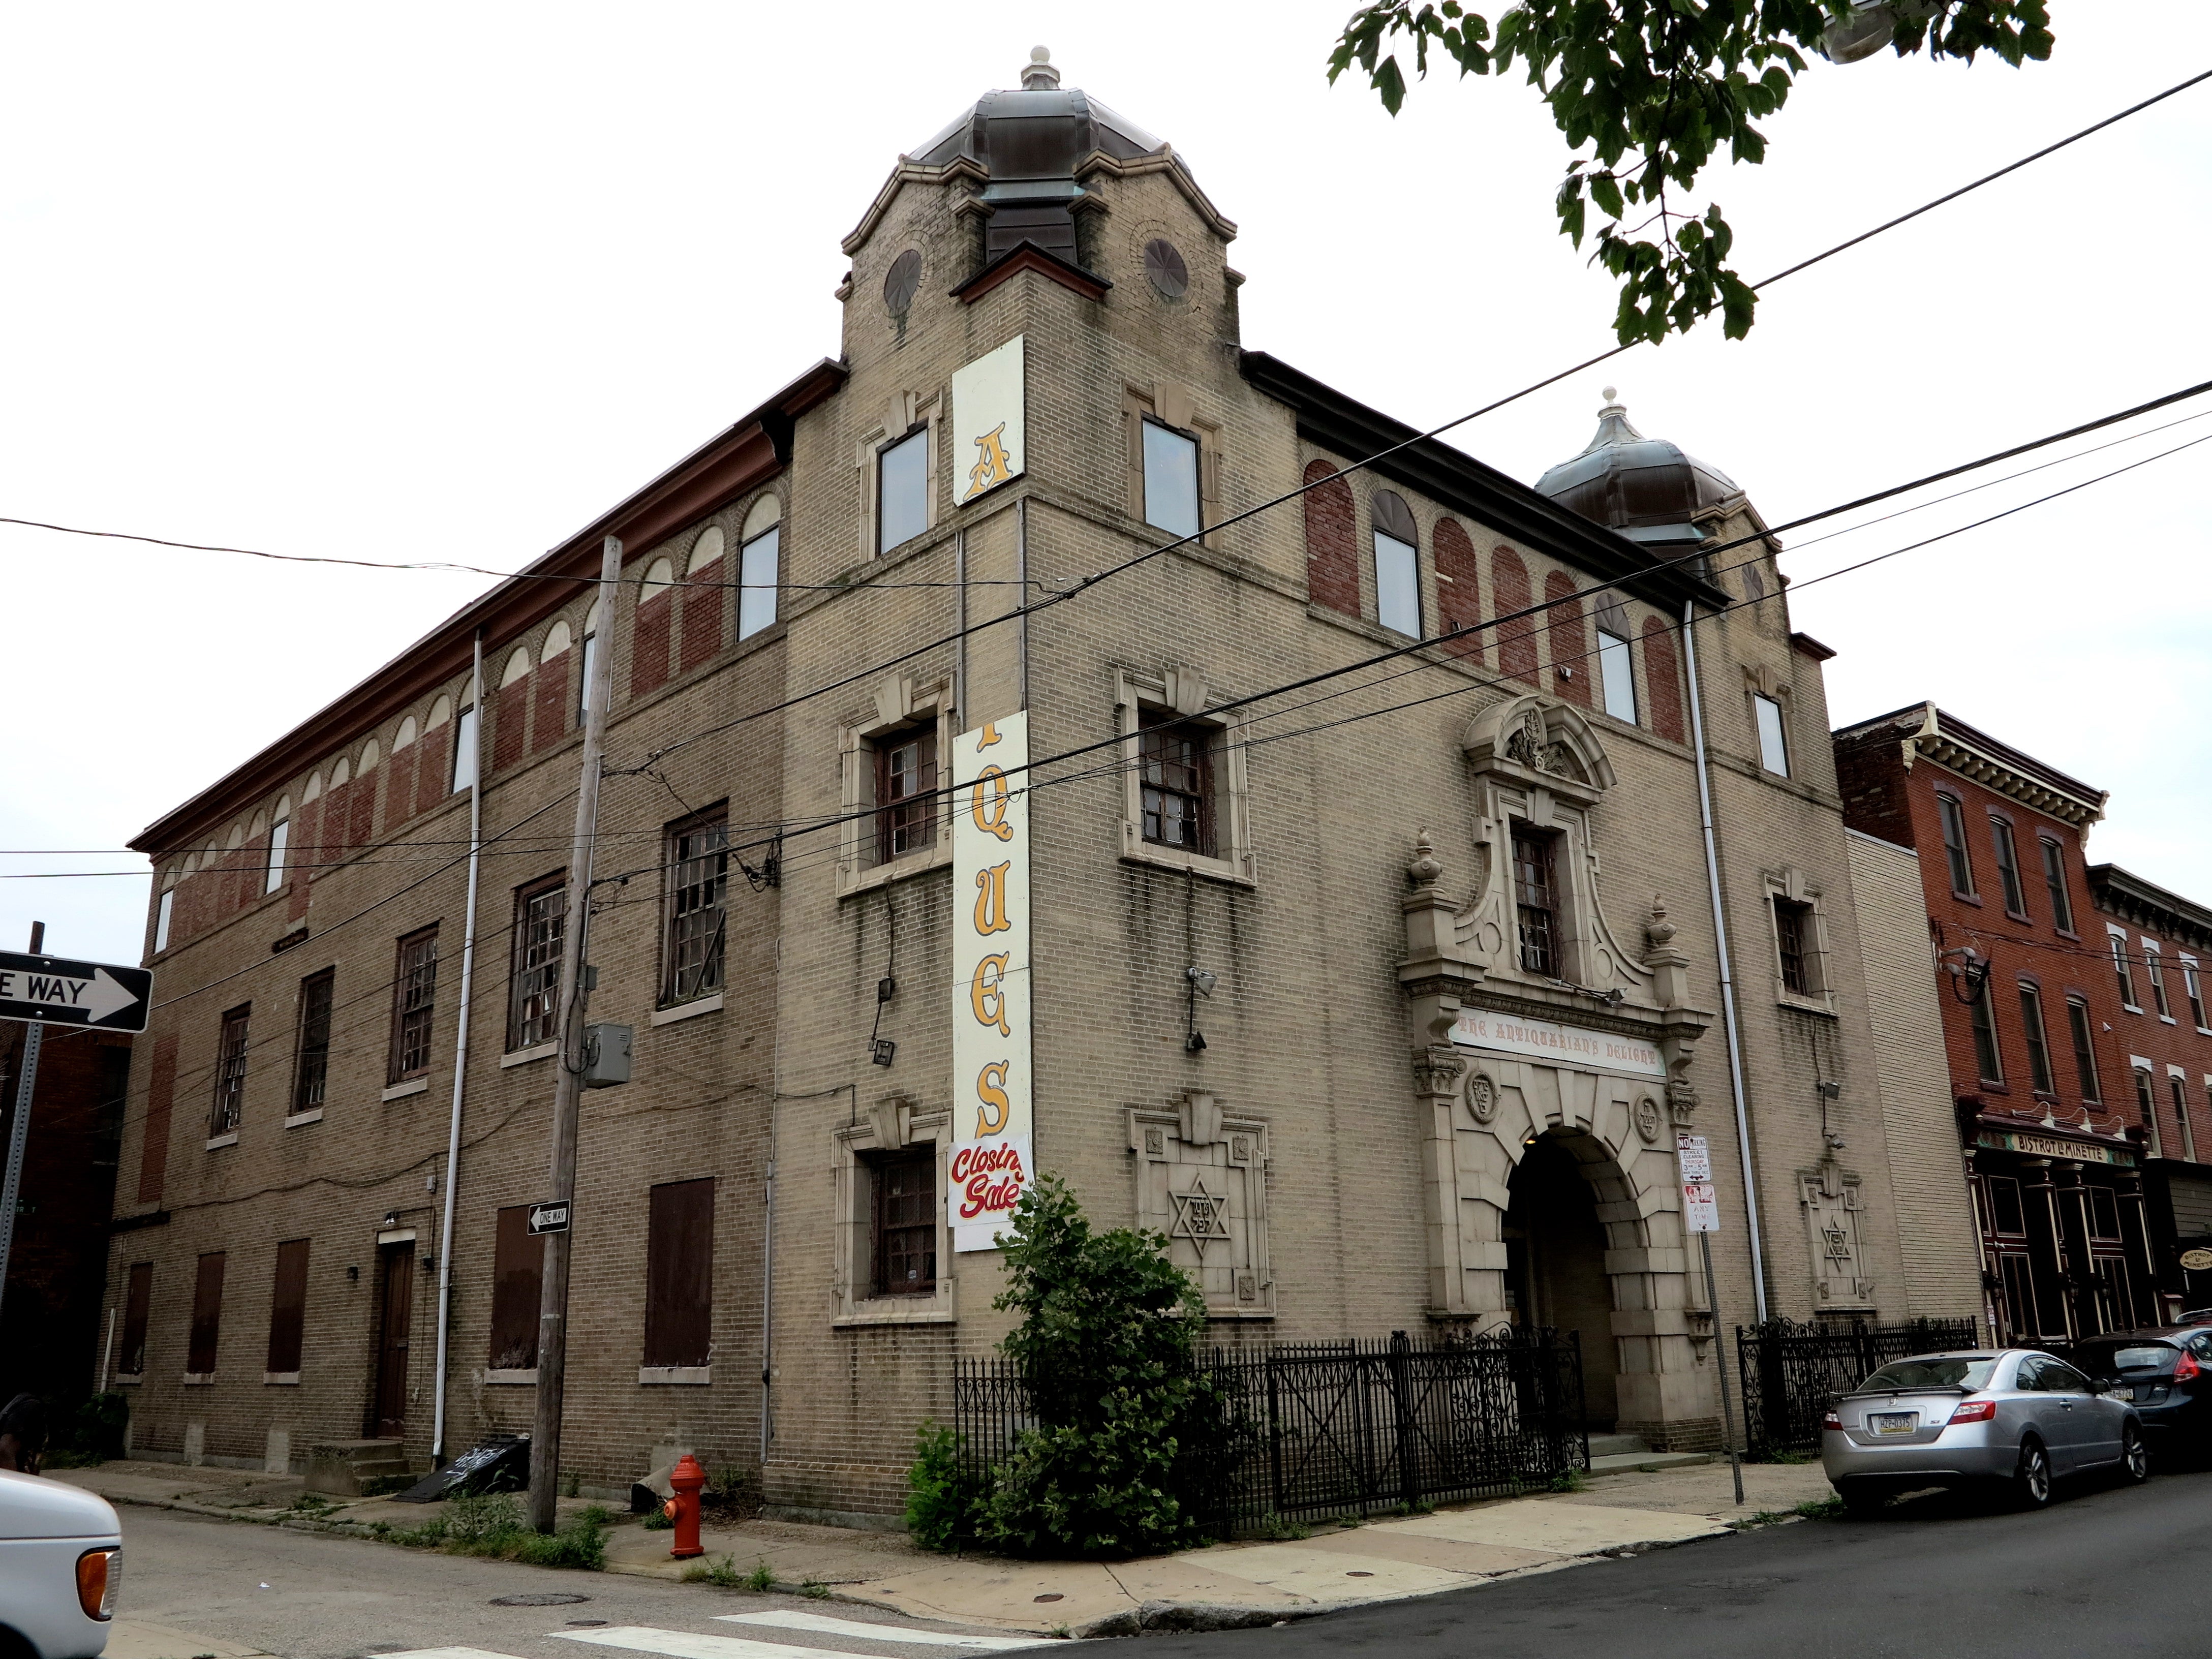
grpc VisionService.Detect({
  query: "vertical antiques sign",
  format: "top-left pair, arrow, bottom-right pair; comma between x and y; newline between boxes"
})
950,335 -> 1026,505
949,712 -> 1033,1250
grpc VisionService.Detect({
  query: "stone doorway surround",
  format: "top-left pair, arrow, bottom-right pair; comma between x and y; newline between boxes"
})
1399,696 -> 1720,1449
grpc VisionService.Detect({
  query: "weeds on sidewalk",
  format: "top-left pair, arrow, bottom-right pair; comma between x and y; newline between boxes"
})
642,1506 -> 674,1530
680,1555 -> 778,1591
800,1579 -> 831,1600
365,1494 -> 607,1569
1255,1514 -> 1312,1541
284,1493 -> 340,1519
1728,1496 -> 1847,1530
1547,1468 -> 1590,1493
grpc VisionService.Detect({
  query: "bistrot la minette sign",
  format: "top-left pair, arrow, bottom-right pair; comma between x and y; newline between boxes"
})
948,713 -> 1034,1250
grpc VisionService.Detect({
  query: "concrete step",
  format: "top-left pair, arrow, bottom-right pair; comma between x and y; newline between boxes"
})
304,1439 -> 413,1496
1585,1433 -> 1650,1459
1588,1450 -> 1719,1474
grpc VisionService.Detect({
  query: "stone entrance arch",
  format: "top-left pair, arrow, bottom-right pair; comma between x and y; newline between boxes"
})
1508,1129 -> 1625,1427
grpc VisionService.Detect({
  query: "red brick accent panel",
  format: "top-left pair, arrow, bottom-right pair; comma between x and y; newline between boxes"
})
1492,547 -> 1539,685
632,591 -> 672,697
388,746 -> 418,826
532,656 -> 569,755
415,726 -> 449,819
494,677 -> 528,774
680,572 -> 724,676
1302,461 -> 1359,617
1544,570 -> 1590,708
1641,616 -> 1685,743
348,770 -> 377,849
1433,517 -> 1482,660
138,1032 -> 177,1204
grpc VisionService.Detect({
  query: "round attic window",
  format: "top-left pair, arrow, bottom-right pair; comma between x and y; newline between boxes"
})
883,249 -> 922,316
1143,238 -> 1188,299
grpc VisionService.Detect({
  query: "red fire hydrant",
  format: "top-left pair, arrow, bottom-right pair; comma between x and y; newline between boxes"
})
665,1453 -> 705,1559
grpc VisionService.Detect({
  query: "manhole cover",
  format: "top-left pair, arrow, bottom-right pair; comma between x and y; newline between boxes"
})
489,1593 -> 590,1607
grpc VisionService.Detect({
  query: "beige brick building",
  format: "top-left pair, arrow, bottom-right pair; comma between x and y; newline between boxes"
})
104,50 -> 1978,1513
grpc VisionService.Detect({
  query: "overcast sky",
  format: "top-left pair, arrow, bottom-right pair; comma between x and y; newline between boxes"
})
3,3 -> 2207,964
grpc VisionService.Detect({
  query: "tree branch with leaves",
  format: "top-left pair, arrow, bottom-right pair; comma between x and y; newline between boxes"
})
1328,2 -> 2053,344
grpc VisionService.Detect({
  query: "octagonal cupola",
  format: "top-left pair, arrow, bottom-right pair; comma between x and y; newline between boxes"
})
1536,388 -> 1747,549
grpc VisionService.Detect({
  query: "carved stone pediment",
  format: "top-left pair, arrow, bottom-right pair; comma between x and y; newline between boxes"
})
1462,695 -> 1617,807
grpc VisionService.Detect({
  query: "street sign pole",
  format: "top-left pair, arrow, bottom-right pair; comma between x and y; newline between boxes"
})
0,923 -> 49,1323
1679,1130 -> 1744,1508
527,534 -> 622,1535
1702,1230 -> 1745,1509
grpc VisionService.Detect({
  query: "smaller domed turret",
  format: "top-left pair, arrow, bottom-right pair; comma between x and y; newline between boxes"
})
1535,388 -> 1745,547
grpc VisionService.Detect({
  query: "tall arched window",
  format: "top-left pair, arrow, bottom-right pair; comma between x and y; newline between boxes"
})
1302,460 -> 1358,617
633,555 -> 677,697
682,527 -> 726,673
1491,546 -> 1539,685
739,496 -> 781,642
1432,517 -> 1481,660
1640,616 -> 1685,743
1370,490 -> 1421,637
1544,570 -> 1589,709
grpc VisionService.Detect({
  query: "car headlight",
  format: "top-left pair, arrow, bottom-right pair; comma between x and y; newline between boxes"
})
77,1547 -> 119,1620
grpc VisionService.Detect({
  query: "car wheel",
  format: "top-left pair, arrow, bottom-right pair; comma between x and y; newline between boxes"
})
2014,1437 -> 2054,1509
1838,1483 -> 1887,1517
2123,1423 -> 2150,1484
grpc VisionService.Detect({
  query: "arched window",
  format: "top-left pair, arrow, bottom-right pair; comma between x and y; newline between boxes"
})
540,620 -> 572,663
1370,490 -> 1421,637
739,495 -> 782,642
266,797 -> 291,895
500,648 -> 532,688
1432,516 -> 1481,660
1492,546 -> 1539,685
633,556 -> 678,698
1639,616 -> 1684,743
1302,460 -> 1358,617
1544,570 -> 1589,709
681,527 -> 726,674
388,717 -> 421,822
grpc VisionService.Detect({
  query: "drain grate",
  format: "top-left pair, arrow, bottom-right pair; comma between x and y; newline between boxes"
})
489,1593 -> 591,1607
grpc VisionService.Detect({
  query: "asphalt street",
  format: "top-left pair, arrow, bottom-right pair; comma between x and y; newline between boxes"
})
111,1463 -> 2212,1659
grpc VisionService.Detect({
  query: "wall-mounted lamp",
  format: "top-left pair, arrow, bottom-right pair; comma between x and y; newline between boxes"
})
346,1265 -> 359,1282
382,1211 -> 398,1230
871,1038 -> 897,1068
1185,966 -> 1215,1053
1938,945 -> 1990,1005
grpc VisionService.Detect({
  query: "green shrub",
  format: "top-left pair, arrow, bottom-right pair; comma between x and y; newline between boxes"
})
509,1513 -> 607,1570
902,1173 -> 1221,1560
742,1557 -> 776,1593
447,1493 -> 524,1546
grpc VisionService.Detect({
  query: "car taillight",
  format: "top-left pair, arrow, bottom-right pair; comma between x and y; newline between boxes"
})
1822,1410 -> 1842,1430
1949,1398 -> 1998,1424
2176,1351 -> 2202,1383
76,1548 -> 118,1620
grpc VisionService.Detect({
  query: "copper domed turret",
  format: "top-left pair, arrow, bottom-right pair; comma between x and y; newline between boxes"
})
1535,389 -> 1745,548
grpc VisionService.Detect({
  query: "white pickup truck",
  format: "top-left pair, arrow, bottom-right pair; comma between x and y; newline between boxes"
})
0,1470 -> 119,1659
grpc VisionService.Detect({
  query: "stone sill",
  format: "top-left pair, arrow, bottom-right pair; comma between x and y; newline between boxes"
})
263,1371 -> 300,1386
285,1110 -> 323,1129
651,994 -> 722,1028
205,1133 -> 237,1151
1119,840 -> 1256,889
834,1305 -> 957,1329
1774,993 -> 1839,1021
484,1368 -> 538,1385
182,1373 -> 214,1387
638,1366 -> 712,1385
114,1374 -> 142,1387
839,843 -> 951,900
382,1078 -> 430,1101
501,1042 -> 557,1069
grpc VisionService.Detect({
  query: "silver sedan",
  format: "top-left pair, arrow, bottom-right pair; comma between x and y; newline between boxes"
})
1822,1348 -> 2149,1512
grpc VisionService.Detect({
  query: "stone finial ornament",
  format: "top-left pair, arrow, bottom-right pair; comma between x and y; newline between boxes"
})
1023,46 -> 1060,90
1408,829 -> 1443,889
1645,894 -> 1677,952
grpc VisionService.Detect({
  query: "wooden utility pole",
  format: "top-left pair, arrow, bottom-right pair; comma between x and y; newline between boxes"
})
527,535 -> 622,1533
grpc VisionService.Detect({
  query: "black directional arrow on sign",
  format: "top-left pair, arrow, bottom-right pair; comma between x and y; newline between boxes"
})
0,951 -> 154,1033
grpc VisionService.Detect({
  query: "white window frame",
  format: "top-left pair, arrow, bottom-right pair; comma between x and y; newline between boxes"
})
1596,626 -> 1638,723
1753,692 -> 1790,777
264,819 -> 289,895
2134,1058 -> 2164,1158
1763,866 -> 1836,1015
2169,1064 -> 2198,1163
1114,667 -> 1255,887
451,699 -> 479,794
154,887 -> 174,954
2183,954 -> 2209,1033
1372,528 -> 1421,638
2112,924 -> 2142,1012
2144,938 -> 2175,1023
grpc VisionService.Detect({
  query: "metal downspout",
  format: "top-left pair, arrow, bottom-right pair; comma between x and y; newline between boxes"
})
1682,599 -> 1770,1323
432,628 -> 486,1463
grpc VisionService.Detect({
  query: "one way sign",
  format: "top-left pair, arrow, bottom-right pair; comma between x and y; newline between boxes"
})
0,951 -> 154,1033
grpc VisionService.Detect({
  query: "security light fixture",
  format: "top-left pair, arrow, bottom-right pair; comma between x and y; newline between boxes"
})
382,1211 -> 398,1230
1184,966 -> 1215,1053
871,1037 -> 897,1068
1941,945 -> 1991,1005
1186,967 -> 1217,996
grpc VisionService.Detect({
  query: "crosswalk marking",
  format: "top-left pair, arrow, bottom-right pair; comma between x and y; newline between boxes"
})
383,1650 -> 538,1659
715,1612 -> 1054,1650
553,1627 -> 892,1659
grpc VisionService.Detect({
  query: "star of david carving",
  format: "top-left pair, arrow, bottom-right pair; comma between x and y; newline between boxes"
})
1170,1176 -> 1233,1247
1822,1221 -> 1852,1264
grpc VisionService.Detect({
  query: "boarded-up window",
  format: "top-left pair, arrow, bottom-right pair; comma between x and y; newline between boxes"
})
488,1205 -> 544,1371
188,1251 -> 227,1376
1302,460 -> 1359,617
266,1239 -> 310,1374
138,1033 -> 178,1203
1432,516 -> 1482,659
1492,546 -> 1539,685
643,1178 -> 715,1368
119,1262 -> 153,1375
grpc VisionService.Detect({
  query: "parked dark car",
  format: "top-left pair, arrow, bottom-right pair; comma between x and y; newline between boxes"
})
2068,1327 -> 2212,1461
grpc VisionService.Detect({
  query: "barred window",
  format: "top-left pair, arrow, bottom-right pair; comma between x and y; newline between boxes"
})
507,877 -> 566,1051
293,969 -> 334,1114
1774,898 -> 1815,996
873,724 -> 937,865
664,814 -> 728,1006
1512,823 -> 1561,977
211,1003 -> 251,1136
388,927 -> 439,1083
870,1148 -> 937,1297
1139,709 -> 1215,856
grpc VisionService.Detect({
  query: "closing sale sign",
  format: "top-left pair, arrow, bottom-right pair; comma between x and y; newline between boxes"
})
0,950 -> 153,1033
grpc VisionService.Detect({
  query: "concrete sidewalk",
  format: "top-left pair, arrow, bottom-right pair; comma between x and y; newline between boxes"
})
59,1455 -> 1834,1636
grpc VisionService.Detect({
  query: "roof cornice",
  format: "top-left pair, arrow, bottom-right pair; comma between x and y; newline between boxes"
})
1238,351 -> 1728,614
130,357 -> 847,856
1872,702 -> 2108,828
2088,863 -> 2212,951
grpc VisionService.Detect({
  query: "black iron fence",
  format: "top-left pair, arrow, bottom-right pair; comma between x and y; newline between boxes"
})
1736,1317 -> 1981,1457
950,1328 -> 1587,1539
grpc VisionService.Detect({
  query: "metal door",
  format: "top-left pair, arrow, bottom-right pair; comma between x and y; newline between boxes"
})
373,1241 -> 414,1438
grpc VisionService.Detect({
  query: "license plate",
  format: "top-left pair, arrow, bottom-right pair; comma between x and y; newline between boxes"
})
1871,1411 -> 1918,1434
2111,1386 -> 2134,1402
